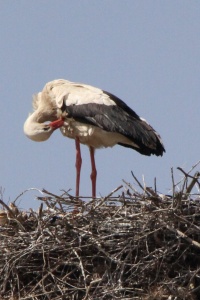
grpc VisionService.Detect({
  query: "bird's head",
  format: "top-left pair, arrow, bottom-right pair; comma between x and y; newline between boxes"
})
24,114 -> 64,142
24,121 -> 54,142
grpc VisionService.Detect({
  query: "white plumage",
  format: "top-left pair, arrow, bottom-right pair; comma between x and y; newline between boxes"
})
24,79 -> 165,198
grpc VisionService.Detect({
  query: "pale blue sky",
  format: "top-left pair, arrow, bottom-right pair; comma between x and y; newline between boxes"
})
0,1 -> 199,210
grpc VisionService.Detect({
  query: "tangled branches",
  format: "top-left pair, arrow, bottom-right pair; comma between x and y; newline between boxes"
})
0,166 -> 200,300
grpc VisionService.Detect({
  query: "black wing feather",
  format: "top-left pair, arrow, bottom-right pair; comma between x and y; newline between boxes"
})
63,91 -> 165,156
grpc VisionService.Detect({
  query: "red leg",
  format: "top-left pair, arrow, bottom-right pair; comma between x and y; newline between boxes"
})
75,137 -> 82,197
89,146 -> 97,198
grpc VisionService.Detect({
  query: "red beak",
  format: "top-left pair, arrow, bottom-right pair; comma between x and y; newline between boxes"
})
49,119 -> 64,130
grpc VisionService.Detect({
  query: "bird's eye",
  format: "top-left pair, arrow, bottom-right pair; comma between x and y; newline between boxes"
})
43,125 -> 50,131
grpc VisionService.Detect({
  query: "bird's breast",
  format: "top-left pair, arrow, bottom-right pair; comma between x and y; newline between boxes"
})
60,119 -> 132,149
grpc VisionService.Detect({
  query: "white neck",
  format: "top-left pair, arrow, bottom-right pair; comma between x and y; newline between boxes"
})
24,111 -> 53,142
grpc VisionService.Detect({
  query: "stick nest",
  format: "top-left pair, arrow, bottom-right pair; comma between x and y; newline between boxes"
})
0,167 -> 200,300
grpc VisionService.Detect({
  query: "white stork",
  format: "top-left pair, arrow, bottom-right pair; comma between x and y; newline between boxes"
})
24,79 -> 165,198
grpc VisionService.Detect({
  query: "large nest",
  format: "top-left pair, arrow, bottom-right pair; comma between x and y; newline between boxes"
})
0,165 -> 200,300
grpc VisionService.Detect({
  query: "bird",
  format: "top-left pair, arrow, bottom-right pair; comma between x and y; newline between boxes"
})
24,79 -> 165,198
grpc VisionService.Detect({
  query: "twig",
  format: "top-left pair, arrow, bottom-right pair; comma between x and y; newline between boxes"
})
163,222 -> 200,249
131,171 -> 151,196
